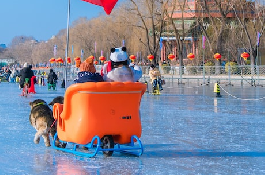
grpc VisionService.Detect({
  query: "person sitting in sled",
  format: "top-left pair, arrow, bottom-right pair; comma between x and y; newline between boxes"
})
101,47 -> 142,82
74,57 -> 103,83
149,64 -> 163,92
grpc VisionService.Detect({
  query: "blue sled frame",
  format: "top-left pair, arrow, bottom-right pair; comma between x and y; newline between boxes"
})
52,133 -> 144,158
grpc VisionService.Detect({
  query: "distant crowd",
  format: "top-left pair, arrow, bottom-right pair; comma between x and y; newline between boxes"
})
0,47 -> 166,93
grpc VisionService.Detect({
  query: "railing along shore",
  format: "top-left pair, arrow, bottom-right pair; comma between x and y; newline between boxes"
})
33,65 -> 265,86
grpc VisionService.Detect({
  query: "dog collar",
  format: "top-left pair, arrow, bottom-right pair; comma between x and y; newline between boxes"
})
33,102 -> 47,108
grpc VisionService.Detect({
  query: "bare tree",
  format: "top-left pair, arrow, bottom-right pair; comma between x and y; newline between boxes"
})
125,0 -> 167,65
31,42 -> 54,65
230,0 -> 264,74
165,0 -> 187,76
196,0 -> 232,74
3,0 -> 263,71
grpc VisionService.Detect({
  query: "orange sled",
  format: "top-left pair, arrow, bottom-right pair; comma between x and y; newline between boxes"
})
52,82 -> 146,157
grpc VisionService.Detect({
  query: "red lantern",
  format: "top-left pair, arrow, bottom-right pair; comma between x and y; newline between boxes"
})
129,55 -> 136,62
241,52 -> 250,60
60,58 -> 64,63
67,57 -> 71,64
168,54 -> 175,60
94,60 -> 98,65
74,57 -> 81,67
214,53 -> 221,60
147,54 -> 154,61
187,53 -> 195,60
56,57 -> 64,64
99,56 -> 106,62
49,58 -> 55,64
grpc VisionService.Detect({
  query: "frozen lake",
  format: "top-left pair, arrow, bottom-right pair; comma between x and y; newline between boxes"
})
1,81 -> 265,174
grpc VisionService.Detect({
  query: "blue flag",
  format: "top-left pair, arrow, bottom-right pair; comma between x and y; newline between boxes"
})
122,40 -> 125,47
53,45 -> 57,57
257,32 -> 261,46
159,37 -> 163,50
81,49 -> 84,59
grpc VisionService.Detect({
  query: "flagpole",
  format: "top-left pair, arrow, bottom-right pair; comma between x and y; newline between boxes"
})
257,46 -> 259,85
202,35 -> 206,85
227,50 -> 232,86
64,0 -> 70,88
256,32 -> 261,86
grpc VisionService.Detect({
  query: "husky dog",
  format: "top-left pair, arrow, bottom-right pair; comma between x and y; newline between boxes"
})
29,99 -> 58,147
48,96 -> 66,148
48,96 -> 64,106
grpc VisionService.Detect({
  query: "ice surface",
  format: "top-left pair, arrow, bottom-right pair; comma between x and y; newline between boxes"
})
0,81 -> 265,174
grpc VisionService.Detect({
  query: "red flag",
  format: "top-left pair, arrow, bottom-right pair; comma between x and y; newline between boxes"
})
82,0 -> 118,15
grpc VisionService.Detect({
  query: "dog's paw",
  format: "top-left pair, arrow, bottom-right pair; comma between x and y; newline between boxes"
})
34,138 -> 40,144
45,142 -> 51,147
55,140 -> 61,147
82,146 -> 89,150
56,143 -> 67,148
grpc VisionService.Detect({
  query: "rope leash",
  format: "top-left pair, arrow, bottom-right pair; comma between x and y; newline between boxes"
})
240,75 -> 256,87
219,84 -> 265,101
48,119 -> 57,133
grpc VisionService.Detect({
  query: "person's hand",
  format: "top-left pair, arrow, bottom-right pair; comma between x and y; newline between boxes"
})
129,63 -> 135,67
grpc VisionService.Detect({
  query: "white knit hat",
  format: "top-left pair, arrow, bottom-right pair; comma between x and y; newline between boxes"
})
23,63 -> 28,67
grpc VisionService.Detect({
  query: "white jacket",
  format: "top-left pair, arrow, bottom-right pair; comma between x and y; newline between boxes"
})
106,65 -> 142,82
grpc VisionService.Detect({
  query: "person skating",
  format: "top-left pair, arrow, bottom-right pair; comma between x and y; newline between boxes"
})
149,64 -> 163,92
47,69 -> 58,90
19,63 -> 34,89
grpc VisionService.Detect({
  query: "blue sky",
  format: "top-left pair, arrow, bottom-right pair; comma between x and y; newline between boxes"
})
0,0 -> 123,46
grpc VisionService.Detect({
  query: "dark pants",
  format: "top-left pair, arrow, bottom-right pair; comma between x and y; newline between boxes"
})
152,79 -> 163,90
